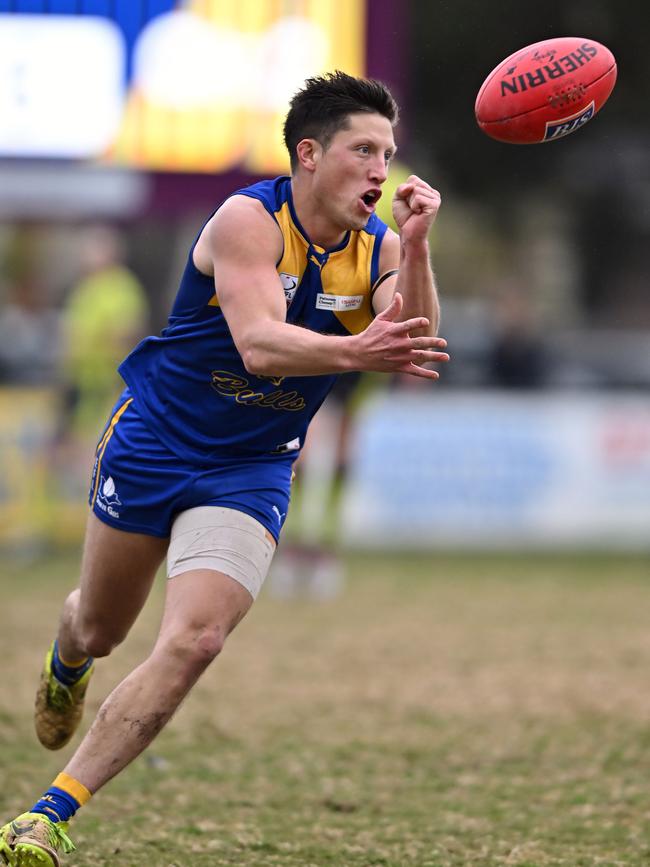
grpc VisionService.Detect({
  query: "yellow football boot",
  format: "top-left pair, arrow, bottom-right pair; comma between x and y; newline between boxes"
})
34,643 -> 94,750
0,812 -> 75,866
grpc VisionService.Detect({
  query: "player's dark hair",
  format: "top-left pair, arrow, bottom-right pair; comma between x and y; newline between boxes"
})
283,71 -> 398,171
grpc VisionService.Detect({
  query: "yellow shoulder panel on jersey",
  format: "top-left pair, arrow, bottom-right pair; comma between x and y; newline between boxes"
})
275,201 -> 309,281
320,231 -> 376,334
209,201 -> 307,308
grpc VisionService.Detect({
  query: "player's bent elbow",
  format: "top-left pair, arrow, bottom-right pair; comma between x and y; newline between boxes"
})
241,345 -> 268,376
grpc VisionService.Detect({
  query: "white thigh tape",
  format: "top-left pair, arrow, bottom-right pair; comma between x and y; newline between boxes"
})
167,506 -> 276,600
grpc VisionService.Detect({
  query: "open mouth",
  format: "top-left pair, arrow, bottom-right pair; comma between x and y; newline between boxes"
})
361,189 -> 382,210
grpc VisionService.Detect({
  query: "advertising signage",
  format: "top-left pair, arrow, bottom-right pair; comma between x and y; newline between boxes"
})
0,0 -> 366,173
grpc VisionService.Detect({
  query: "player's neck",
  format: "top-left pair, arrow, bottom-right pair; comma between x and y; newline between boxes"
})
290,179 -> 346,251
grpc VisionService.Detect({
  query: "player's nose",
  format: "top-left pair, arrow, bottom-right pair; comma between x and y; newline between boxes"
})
370,157 -> 388,184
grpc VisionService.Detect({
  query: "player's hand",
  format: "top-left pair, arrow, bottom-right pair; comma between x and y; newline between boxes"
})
354,293 -> 449,380
392,175 -> 441,244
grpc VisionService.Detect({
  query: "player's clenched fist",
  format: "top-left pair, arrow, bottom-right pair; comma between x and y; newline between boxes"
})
392,175 -> 441,242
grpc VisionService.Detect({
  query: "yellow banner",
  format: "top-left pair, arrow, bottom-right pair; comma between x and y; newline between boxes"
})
0,389 -> 87,548
110,0 -> 366,174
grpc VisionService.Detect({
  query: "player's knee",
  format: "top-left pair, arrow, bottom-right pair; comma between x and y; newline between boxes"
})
195,628 -> 225,665
163,625 -> 225,673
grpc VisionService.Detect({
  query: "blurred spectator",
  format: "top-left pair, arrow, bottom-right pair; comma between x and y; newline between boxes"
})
0,232 -> 60,385
54,225 -> 148,491
58,224 -> 149,438
487,283 -> 547,388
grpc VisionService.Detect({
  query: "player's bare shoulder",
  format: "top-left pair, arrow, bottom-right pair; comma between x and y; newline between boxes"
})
194,195 -> 283,276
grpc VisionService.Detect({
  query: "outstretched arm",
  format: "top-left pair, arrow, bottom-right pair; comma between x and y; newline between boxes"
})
372,175 -> 442,337
194,195 -> 448,380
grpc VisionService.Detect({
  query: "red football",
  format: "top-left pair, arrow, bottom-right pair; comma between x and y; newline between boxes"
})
475,36 -> 617,144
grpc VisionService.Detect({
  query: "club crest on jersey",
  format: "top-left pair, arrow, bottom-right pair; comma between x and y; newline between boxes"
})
315,293 -> 364,312
544,101 -> 594,141
279,272 -> 299,305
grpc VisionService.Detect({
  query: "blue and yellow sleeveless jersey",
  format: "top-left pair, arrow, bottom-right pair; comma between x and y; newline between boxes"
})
119,176 -> 389,463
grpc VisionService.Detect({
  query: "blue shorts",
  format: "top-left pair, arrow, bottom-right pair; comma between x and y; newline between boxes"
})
88,390 -> 294,541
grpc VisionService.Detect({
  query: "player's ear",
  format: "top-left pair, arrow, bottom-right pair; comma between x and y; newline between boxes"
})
295,139 -> 321,172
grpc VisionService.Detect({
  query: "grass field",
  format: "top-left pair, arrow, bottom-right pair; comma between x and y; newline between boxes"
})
1,550 -> 650,866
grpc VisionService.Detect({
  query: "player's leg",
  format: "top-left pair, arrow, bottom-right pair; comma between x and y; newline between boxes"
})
63,565 -> 254,793
58,511 -> 168,660
35,513 -> 168,751
2,516 -> 169,867
35,392 -> 175,755
1,536 -> 264,866
1,507 -> 274,866
61,505 -> 274,793
2,449 -> 283,865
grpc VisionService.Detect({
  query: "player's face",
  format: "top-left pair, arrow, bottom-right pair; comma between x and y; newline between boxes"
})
315,112 -> 396,232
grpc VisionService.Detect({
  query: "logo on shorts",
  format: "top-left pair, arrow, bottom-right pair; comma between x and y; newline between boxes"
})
96,475 -> 122,519
273,436 -> 301,454
272,505 -> 286,525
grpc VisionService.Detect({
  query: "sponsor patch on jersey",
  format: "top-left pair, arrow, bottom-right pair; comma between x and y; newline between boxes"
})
279,272 -> 299,304
315,293 -> 364,311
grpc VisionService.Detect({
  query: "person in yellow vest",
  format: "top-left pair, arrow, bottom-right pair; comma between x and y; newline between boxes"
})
60,225 -> 149,439
53,226 -> 149,503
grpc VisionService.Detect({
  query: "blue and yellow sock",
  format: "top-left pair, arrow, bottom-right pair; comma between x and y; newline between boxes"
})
50,640 -> 93,687
31,773 -> 92,824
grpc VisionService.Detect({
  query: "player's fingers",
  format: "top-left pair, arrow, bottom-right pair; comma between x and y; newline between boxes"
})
409,180 -> 439,196
406,174 -> 427,187
395,182 -> 415,200
406,178 -> 440,197
408,336 -> 448,350
416,350 -> 449,363
386,350 -> 449,364
392,316 -> 430,333
408,191 -> 441,215
399,363 -> 440,380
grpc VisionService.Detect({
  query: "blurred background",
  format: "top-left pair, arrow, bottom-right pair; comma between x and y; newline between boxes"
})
0,0 -> 648,563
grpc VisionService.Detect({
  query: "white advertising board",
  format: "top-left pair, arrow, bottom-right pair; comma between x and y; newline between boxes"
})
0,15 -> 124,157
341,391 -> 650,549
